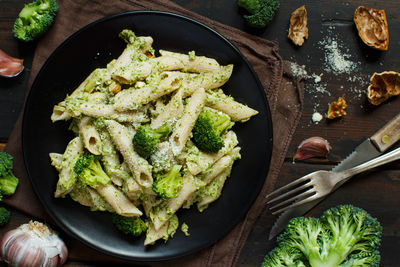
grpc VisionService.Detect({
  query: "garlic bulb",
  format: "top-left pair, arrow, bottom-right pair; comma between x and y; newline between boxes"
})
293,137 -> 331,161
0,221 -> 68,267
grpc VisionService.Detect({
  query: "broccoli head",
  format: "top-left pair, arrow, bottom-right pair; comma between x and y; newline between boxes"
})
112,214 -> 147,236
238,0 -> 280,28
0,175 -> 19,197
13,0 -> 59,42
74,152 -> 111,189
0,152 -> 19,198
265,205 -> 382,267
133,123 -> 172,158
0,153 -> 13,176
119,29 -> 138,44
192,107 -> 234,153
0,207 -> 11,226
262,245 -> 307,267
152,165 -> 183,200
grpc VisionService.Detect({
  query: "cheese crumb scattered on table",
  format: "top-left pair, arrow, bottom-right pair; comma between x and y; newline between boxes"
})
312,112 -> 323,123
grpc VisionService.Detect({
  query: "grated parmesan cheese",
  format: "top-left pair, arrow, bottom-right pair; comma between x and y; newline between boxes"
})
317,27 -> 360,74
290,62 -> 308,77
312,112 -> 323,124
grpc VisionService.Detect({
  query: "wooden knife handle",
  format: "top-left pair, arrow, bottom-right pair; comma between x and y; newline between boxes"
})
371,113 -> 400,152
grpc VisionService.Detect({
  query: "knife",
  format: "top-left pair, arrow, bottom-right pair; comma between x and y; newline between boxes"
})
269,112 -> 400,240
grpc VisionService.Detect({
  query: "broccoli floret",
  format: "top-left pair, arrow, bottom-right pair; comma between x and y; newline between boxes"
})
133,123 -> 172,158
181,223 -> 190,237
339,250 -> 381,267
262,245 -> 307,267
265,205 -> 382,267
0,207 -> 10,226
119,29 -> 138,44
238,0 -> 280,28
119,29 -> 155,56
163,214 -> 179,241
192,107 -> 234,153
112,214 -> 147,236
238,0 -> 262,14
0,174 -> 19,196
0,153 -> 13,176
0,152 -> 19,198
152,165 -> 183,200
13,0 -> 58,42
74,152 -> 111,189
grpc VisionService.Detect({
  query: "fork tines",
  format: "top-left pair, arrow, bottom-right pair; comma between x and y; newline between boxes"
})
266,175 -> 316,215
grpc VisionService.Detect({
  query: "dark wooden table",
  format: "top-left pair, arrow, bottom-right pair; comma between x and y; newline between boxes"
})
1,1 -> 399,266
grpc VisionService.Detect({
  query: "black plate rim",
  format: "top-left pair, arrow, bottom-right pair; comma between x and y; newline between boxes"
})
22,10 -> 273,261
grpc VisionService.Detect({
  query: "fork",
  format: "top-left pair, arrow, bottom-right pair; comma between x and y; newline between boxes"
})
266,146 -> 400,215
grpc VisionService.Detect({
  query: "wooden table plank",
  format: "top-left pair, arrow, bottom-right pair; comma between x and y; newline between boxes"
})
0,0 -> 399,266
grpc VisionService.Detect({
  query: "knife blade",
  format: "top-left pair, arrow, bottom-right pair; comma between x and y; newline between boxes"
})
269,113 -> 400,240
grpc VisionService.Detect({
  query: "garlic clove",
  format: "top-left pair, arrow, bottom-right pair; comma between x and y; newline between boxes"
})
0,221 -> 68,267
293,137 -> 331,161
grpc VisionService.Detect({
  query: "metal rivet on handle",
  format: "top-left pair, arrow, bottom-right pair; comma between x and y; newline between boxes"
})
382,135 -> 390,144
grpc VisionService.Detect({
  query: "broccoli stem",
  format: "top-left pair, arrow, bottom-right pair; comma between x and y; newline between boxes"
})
91,161 -> 109,181
309,253 -> 343,267
215,117 -> 232,135
168,165 -> 181,178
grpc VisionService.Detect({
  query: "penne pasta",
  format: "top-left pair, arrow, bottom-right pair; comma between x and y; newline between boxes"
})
197,169 -> 230,212
111,35 -> 154,84
99,129 -> 125,186
104,119 -> 153,188
54,136 -> 83,198
201,147 -> 241,184
96,184 -> 142,217
78,102 -> 148,123
151,175 -> 197,230
113,71 -> 182,111
150,88 -> 184,129
50,29 -> 259,245
159,49 -> 221,73
144,222 -> 169,246
49,153 -> 63,172
206,90 -> 259,122
150,55 -> 184,71
78,116 -> 102,155
186,131 -> 239,176
170,87 -> 206,156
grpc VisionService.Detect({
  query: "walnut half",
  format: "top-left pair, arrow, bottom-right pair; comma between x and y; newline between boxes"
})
354,6 -> 389,50
288,5 -> 308,46
327,97 -> 348,119
367,71 -> 400,105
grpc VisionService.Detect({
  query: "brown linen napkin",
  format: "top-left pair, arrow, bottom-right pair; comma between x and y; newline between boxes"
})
4,0 -> 304,266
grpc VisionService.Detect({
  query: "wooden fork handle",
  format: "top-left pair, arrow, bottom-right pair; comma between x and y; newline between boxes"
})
371,113 -> 400,152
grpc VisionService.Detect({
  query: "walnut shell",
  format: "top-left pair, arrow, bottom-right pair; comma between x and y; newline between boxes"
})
354,6 -> 389,50
288,5 -> 308,46
327,97 -> 347,119
367,71 -> 400,105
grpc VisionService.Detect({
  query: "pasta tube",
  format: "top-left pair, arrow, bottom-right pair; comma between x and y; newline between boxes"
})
96,184 -> 142,217
104,120 -> 153,188
170,87 -> 206,156
78,116 -> 101,155
54,137 -> 83,198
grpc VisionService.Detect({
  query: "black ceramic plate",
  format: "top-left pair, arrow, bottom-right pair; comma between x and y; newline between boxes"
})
22,11 -> 272,261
